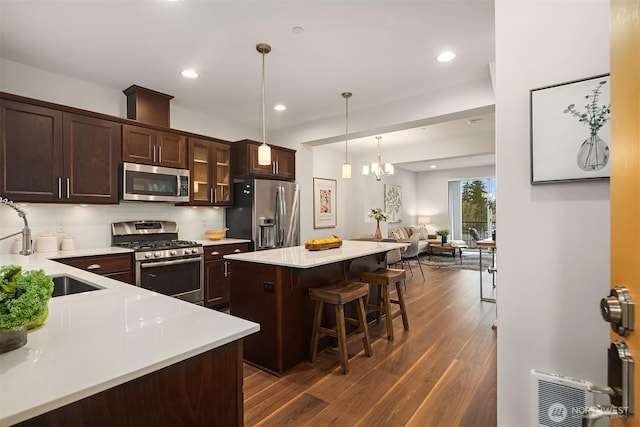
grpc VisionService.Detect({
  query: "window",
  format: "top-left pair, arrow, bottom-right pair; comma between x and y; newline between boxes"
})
448,178 -> 496,245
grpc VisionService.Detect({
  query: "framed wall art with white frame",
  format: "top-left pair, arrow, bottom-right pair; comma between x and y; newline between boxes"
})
313,177 -> 337,229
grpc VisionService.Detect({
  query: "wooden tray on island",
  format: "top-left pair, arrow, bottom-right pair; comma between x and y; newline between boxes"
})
305,241 -> 342,251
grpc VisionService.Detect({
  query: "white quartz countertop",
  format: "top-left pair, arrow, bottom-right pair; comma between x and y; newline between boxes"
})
223,240 -> 408,268
0,254 -> 259,426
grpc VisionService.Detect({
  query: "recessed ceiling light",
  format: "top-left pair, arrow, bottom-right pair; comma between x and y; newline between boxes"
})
274,104 -> 286,111
436,51 -> 456,63
292,26 -> 304,34
430,165 -> 437,169
181,69 -> 198,78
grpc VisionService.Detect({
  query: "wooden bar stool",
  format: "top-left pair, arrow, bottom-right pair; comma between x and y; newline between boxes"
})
360,267 -> 409,341
309,281 -> 372,374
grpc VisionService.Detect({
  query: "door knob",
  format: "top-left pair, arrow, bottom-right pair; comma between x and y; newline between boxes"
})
600,286 -> 634,336
583,341 -> 634,425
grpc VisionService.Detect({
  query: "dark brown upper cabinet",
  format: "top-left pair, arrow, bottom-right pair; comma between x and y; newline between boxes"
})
233,139 -> 295,181
187,137 -> 232,207
122,124 -> 186,169
1,99 -> 121,204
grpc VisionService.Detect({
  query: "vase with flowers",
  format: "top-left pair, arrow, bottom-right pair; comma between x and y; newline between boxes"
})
368,208 -> 389,240
563,79 -> 611,171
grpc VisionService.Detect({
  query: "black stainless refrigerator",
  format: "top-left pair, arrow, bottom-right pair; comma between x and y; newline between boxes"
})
225,179 -> 300,250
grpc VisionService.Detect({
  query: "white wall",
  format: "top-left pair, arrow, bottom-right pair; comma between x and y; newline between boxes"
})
0,59 -> 261,252
309,144 -> 417,241
416,165 -> 496,231
495,1 -> 610,425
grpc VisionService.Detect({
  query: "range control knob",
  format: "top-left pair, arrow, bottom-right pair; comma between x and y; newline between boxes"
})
170,250 -> 177,256
145,252 -> 152,259
154,251 -> 162,258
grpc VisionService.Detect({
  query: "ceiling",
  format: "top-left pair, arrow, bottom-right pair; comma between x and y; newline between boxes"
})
0,0 -> 496,172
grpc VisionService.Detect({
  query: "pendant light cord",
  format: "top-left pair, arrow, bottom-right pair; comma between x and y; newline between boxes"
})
345,95 -> 349,163
261,49 -> 266,145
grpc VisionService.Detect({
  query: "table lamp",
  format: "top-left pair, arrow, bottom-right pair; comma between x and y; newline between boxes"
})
418,216 -> 431,225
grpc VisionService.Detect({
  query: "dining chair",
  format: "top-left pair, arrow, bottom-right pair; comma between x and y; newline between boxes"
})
381,238 -> 401,268
400,233 -> 424,279
381,238 -> 406,289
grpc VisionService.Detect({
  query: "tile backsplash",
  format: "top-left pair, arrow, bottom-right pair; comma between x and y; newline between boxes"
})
0,202 -> 225,254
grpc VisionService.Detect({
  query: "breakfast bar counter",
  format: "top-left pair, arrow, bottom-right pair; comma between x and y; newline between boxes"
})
224,240 -> 407,376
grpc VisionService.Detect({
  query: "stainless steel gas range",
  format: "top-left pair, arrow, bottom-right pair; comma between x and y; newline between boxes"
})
112,220 -> 204,305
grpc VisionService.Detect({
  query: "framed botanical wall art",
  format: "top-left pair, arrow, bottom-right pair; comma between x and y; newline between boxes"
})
530,74 -> 611,184
384,184 -> 402,223
313,177 -> 336,228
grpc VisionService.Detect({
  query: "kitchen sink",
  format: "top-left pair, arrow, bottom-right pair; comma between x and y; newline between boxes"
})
51,275 -> 104,297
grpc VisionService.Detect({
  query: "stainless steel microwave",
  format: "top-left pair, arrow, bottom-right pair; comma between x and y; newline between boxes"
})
121,162 -> 190,202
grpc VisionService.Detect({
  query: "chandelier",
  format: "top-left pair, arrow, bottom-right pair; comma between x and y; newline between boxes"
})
362,136 -> 394,181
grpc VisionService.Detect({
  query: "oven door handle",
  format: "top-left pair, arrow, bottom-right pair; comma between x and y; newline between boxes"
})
140,258 -> 202,268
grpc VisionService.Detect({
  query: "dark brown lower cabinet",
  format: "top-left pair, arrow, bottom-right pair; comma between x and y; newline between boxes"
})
204,243 -> 249,308
55,253 -> 133,284
16,340 -> 245,427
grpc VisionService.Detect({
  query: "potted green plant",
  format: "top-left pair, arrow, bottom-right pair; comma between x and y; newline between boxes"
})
436,228 -> 450,244
0,265 -> 53,353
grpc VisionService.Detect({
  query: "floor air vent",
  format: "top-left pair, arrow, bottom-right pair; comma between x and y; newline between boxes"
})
530,369 -> 595,427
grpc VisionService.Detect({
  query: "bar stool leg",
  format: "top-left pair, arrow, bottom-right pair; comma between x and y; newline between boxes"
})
382,284 -> 394,341
356,296 -> 372,357
395,280 -> 410,330
335,304 -> 349,374
374,284 -> 382,325
309,300 -> 323,362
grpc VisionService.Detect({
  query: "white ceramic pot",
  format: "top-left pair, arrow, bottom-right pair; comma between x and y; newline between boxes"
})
36,232 -> 58,253
60,235 -> 75,251
10,236 -> 22,254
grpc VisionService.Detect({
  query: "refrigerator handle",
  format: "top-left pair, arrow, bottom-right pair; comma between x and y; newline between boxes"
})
285,184 -> 299,247
275,187 -> 286,247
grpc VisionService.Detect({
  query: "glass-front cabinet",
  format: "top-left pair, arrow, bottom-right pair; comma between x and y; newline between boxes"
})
187,137 -> 232,207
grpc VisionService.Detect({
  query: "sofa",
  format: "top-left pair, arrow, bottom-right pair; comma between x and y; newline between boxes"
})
387,225 -> 440,254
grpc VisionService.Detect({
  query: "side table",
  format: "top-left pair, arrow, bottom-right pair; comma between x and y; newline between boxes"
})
477,239 -> 496,303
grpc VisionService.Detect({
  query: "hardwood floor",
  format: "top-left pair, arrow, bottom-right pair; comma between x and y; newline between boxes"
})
242,264 -> 497,427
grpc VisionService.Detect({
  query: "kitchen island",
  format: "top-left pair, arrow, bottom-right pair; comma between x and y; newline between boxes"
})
224,240 -> 407,376
0,254 -> 259,427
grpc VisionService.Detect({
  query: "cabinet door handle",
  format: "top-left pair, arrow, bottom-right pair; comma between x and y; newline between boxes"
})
66,178 -> 70,199
224,260 -> 229,277
211,251 -> 220,256
213,188 -> 218,203
158,146 -> 162,163
153,146 -> 157,163
272,162 -> 276,174
58,178 -> 62,199
210,188 -> 214,203
86,264 -> 101,270
276,161 -> 279,174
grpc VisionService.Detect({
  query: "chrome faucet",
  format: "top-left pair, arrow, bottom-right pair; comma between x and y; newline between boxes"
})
0,198 -> 33,255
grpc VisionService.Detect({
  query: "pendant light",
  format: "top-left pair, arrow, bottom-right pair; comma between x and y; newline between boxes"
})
257,43 -> 272,165
341,92 -> 352,179
362,136 -> 394,181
